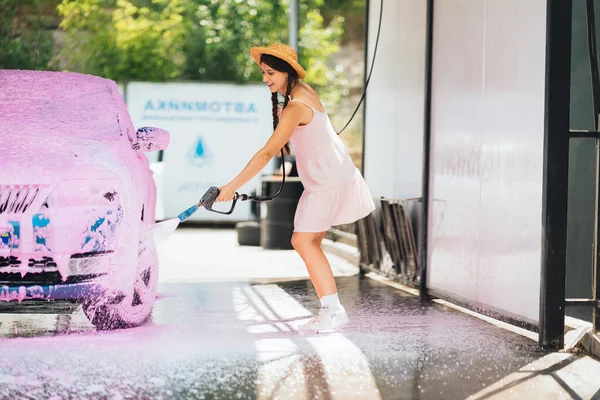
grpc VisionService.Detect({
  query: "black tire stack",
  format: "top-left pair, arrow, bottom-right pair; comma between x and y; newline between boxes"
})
235,221 -> 261,246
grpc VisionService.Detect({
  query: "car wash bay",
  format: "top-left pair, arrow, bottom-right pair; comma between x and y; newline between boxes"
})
3,1 -> 600,399
359,0 -> 600,348
1,228 -> 600,400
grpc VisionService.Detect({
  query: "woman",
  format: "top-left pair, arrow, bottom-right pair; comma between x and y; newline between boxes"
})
215,43 -> 375,332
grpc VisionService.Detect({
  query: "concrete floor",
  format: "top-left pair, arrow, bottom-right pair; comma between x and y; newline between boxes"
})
0,228 -> 599,399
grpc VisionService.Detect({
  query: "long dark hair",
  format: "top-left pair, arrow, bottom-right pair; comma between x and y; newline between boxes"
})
261,54 -> 299,155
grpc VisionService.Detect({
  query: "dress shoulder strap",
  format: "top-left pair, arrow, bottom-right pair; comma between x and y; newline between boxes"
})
288,98 -> 316,111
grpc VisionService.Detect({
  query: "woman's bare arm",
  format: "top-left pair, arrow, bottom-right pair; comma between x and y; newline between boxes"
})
215,102 -> 306,201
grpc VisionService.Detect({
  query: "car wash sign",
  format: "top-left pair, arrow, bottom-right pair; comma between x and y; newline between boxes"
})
142,99 -> 259,122
127,82 -> 274,222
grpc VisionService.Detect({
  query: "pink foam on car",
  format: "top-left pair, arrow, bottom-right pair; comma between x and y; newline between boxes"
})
0,70 -> 170,328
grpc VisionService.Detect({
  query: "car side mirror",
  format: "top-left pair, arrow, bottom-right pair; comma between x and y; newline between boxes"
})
132,127 -> 170,152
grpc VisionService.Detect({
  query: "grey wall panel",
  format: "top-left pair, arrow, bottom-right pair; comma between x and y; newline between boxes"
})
364,0 -> 427,199
428,0 -> 547,323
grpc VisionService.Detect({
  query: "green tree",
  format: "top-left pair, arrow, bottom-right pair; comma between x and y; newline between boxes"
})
56,0 -> 352,152
56,0 -> 345,107
181,0 -> 344,107
57,0 -> 187,81
0,0 -> 58,70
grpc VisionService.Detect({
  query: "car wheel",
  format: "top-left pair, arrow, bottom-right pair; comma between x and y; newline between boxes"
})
83,240 -> 159,330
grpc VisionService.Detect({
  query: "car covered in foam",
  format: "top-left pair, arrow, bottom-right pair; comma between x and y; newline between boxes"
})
0,70 -> 170,329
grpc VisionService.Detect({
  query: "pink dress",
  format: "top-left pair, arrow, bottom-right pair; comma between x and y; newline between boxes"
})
289,99 -> 376,232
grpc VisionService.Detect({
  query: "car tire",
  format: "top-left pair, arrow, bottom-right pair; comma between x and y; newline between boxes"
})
83,239 -> 159,330
236,221 -> 261,247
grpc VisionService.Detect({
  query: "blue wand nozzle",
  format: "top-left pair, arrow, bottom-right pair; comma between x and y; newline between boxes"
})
177,204 -> 199,222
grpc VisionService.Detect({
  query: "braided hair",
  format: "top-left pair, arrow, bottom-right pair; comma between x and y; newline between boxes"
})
261,54 -> 299,155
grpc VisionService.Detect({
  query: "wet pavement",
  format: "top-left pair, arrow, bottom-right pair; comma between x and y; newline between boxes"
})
0,228 -> 598,399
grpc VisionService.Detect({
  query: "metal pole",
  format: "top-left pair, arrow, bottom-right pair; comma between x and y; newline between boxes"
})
289,0 -> 298,52
586,0 -> 600,131
593,137 -> 600,332
419,0 -> 434,302
360,0 -> 370,176
585,0 -> 600,333
539,0 -> 572,349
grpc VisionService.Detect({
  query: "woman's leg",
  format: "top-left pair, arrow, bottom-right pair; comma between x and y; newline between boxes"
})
291,231 -> 337,298
292,231 -> 349,331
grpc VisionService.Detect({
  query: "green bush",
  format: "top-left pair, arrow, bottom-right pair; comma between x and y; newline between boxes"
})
57,0 -> 346,108
0,0 -> 58,70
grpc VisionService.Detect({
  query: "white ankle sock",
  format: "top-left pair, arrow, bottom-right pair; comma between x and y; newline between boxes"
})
320,293 -> 342,312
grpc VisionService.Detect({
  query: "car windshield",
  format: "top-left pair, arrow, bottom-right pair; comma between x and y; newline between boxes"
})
1,72 -> 129,141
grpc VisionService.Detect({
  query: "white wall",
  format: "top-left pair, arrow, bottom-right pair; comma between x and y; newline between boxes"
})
428,0 -> 547,323
364,0 -> 428,199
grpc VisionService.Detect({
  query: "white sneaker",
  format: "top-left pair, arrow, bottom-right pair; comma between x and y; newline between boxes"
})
299,306 -> 349,333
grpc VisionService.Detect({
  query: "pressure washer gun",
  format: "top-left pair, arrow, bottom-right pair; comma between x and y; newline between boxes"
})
176,186 -> 251,222
176,184 -> 275,222
175,151 -> 288,222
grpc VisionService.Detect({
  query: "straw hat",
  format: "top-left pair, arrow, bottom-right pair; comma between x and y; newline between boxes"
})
250,43 -> 306,79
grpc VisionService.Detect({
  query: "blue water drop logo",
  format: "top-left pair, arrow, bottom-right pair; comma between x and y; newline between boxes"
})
187,136 -> 213,167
